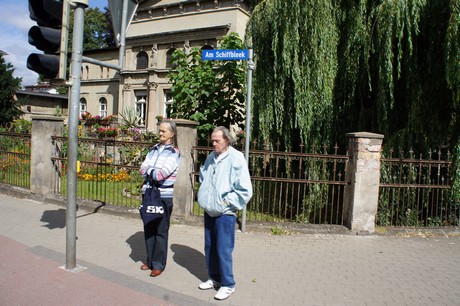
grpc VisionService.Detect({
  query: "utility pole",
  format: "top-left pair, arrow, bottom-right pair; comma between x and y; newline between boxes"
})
65,0 -> 88,271
242,49 -> 254,233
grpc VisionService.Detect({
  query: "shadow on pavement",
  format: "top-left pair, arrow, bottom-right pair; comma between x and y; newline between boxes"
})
40,204 -> 106,230
126,231 -> 146,263
170,243 -> 208,281
40,209 -> 66,229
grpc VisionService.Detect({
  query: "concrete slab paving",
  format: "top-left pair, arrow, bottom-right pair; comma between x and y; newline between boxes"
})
1,193 -> 459,306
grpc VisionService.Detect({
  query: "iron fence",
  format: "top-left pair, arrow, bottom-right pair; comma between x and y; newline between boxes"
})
378,148 -> 458,226
192,142 -> 350,225
51,136 -> 153,208
0,132 -> 31,188
1,130 -> 458,229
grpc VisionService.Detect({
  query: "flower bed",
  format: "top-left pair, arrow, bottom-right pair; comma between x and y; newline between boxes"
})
98,127 -> 118,138
80,112 -> 116,127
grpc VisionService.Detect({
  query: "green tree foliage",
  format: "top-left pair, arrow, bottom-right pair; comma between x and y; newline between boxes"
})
247,0 -> 460,153
69,7 -> 115,51
0,54 -> 23,128
247,0 -> 339,151
446,0 -> 460,147
168,32 -> 247,139
102,8 -> 116,48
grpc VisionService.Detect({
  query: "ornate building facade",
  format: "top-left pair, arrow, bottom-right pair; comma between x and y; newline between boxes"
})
80,0 -> 250,129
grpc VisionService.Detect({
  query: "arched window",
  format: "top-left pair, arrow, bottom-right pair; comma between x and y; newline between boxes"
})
201,45 -> 214,50
135,92 -> 147,126
164,90 -> 174,118
136,51 -> 148,69
80,98 -> 87,117
166,48 -> 176,69
99,97 -> 107,118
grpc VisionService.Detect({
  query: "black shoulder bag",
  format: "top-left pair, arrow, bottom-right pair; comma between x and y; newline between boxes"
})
139,154 -> 165,225
139,182 -> 164,225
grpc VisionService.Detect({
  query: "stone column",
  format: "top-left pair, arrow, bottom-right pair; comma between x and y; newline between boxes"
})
30,116 -> 64,195
172,119 -> 199,220
121,83 -> 132,116
343,132 -> 384,234
147,82 -> 158,129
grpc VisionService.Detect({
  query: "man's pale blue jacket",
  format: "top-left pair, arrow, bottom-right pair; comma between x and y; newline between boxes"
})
198,146 -> 253,217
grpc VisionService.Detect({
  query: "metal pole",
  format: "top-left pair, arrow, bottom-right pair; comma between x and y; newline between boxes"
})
82,55 -> 120,70
115,0 -> 129,113
242,49 -> 254,233
118,0 -> 128,68
66,1 -> 86,271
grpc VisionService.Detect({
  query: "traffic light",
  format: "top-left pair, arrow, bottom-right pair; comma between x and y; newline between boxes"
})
27,0 -> 69,80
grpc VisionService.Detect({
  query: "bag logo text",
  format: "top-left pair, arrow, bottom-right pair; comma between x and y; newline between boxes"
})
146,205 -> 164,214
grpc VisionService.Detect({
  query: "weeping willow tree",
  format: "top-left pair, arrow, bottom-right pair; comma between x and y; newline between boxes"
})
247,0 -> 339,151
247,0 -> 460,153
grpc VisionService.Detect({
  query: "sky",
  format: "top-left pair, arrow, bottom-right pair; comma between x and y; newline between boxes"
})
0,0 -> 108,87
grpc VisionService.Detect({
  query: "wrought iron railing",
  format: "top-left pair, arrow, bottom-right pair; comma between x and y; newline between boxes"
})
1,130 -> 457,228
378,148 -> 457,226
0,132 -> 31,188
51,136 -> 153,208
192,141 -> 350,225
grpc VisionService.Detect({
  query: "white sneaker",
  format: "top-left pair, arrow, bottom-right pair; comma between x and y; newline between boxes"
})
214,286 -> 235,300
198,279 -> 219,290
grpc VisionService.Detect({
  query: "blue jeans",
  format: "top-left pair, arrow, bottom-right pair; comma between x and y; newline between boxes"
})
204,212 -> 236,288
144,198 -> 173,271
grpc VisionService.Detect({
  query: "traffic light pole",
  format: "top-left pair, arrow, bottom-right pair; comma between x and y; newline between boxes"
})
62,0 -> 133,271
65,0 -> 86,271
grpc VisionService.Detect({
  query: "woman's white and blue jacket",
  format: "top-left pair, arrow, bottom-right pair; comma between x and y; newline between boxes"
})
140,143 -> 180,199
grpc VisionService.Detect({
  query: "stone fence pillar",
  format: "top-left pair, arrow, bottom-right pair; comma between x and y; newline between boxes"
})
30,116 -> 64,195
172,119 -> 199,220
343,132 -> 384,234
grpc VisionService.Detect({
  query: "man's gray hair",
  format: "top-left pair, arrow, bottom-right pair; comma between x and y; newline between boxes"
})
213,126 -> 235,145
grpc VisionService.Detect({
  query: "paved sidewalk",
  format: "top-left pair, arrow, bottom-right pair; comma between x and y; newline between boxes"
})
1,193 -> 460,306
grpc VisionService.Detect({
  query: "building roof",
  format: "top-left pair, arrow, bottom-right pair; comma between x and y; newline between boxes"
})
141,0 -> 248,9
146,0 -> 187,7
155,0 -> 186,5
16,90 -> 67,100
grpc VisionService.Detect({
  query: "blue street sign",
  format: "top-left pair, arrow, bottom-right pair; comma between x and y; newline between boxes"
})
202,49 -> 249,60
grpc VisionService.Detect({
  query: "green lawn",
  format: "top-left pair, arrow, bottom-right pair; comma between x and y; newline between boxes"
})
60,176 -> 143,208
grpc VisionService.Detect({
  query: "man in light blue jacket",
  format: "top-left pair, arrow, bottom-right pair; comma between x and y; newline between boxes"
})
197,126 -> 253,300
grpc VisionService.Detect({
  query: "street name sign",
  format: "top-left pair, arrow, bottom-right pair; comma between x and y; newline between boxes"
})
202,49 -> 249,60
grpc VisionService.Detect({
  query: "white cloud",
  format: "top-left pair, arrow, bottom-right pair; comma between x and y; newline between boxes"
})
0,0 -> 38,86
0,0 -> 108,87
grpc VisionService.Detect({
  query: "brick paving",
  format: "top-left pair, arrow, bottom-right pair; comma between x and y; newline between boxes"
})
1,193 -> 459,306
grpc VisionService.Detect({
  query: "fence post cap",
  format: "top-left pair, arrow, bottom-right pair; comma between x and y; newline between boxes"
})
346,132 -> 384,139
